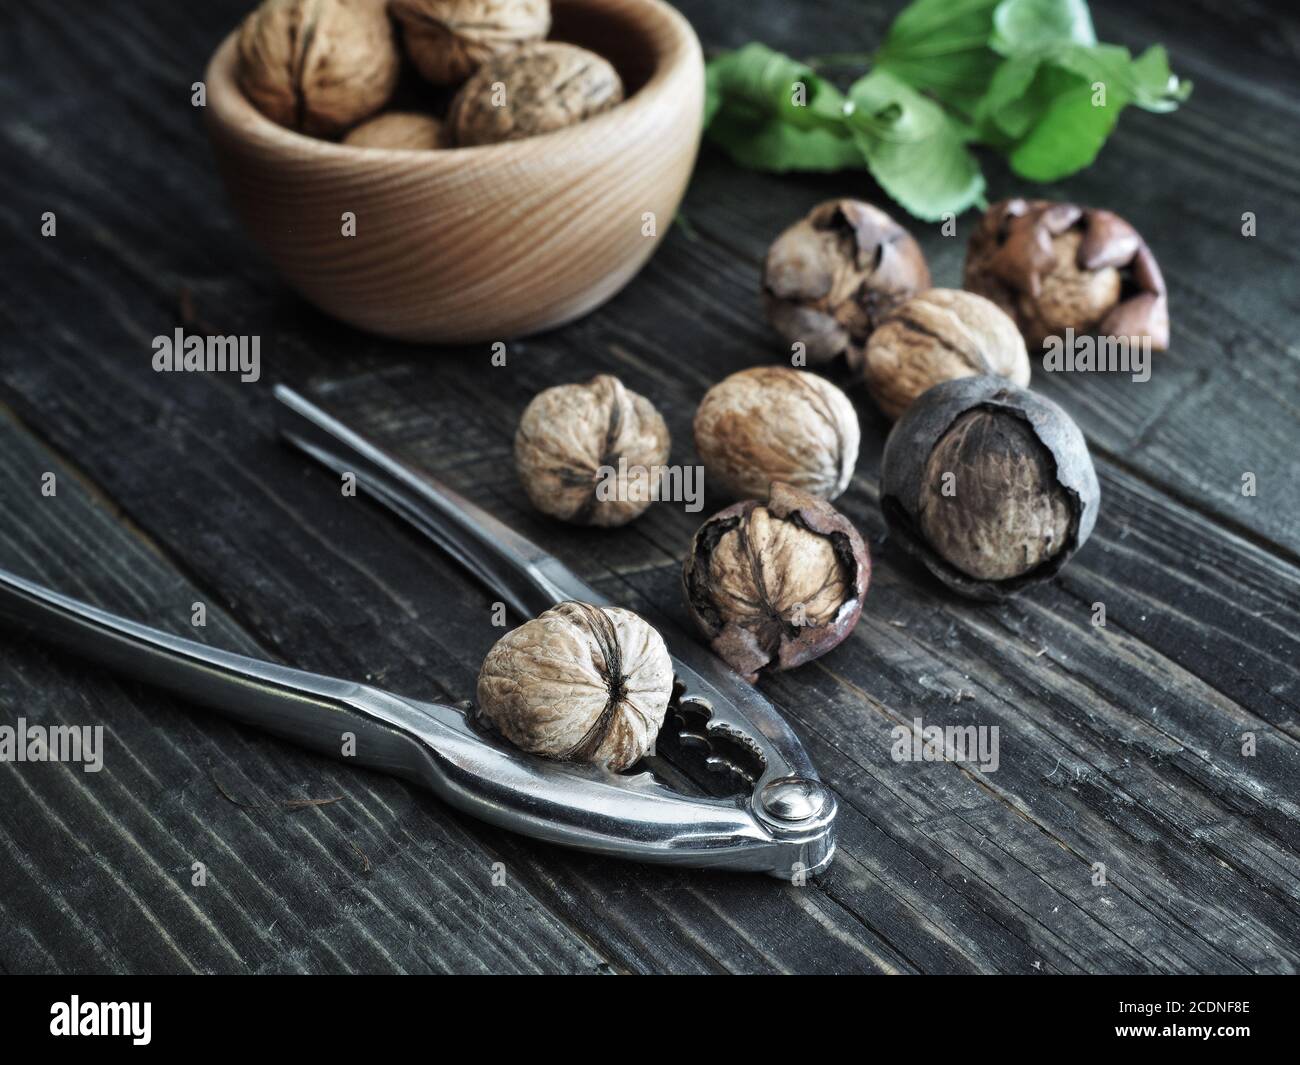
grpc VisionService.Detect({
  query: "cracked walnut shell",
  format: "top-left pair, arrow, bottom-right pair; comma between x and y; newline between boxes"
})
449,42 -> 624,146
390,0 -> 550,86
476,601 -> 673,770
515,374 -> 670,527
763,199 -> 931,368
682,483 -> 870,682
693,366 -> 859,502
964,198 -> 1168,350
881,376 -> 1100,601
862,289 -> 1030,419
237,0 -> 400,137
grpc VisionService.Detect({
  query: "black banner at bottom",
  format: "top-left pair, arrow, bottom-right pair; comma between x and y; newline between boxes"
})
0,974 -> 1289,1052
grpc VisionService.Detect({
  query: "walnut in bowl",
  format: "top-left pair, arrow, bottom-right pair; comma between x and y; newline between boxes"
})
205,0 -> 705,343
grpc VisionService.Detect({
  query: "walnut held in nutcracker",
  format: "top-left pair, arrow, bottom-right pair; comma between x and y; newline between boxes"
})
683,483 -> 870,682
964,198 -> 1168,350
693,366 -> 859,503
881,376 -> 1100,601
237,0 -> 400,137
862,289 -> 1030,420
391,0 -> 550,86
343,111 -> 448,149
514,374 -> 670,527
476,601 -> 673,771
763,199 -> 931,368
449,42 -> 624,146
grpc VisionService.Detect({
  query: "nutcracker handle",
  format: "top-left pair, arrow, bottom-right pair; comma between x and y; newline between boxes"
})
0,566 -> 811,874
274,384 -> 605,620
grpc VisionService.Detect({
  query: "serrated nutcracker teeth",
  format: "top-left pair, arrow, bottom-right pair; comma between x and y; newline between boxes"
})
662,684 -> 767,791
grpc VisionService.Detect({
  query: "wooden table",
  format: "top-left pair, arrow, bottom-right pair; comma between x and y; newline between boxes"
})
1,0 -> 1297,975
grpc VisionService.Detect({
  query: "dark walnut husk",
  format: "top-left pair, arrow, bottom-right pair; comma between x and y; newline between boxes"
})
881,376 -> 1099,601
964,198 -> 1168,350
763,199 -> 931,368
682,482 -> 871,682
449,41 -> 624,146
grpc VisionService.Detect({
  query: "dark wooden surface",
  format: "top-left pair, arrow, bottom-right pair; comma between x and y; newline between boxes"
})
0,0 -> 1298,974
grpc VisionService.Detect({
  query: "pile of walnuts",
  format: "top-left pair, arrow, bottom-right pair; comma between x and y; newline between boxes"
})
235,0 -> 623,149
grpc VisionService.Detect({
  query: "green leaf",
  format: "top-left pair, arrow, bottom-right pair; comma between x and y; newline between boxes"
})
704,44 -> 862,172
700,1 -> 1192,220
991,0 -> 1096,55
1129,45 -> 1193,111
847,70 -> 986,220
706,44 -> 847,129
875,0 -> 1002,116
1050,41 -> 1135,85
974,55 -> 1042,141
708,112 -> 864,172
1008,75 -> 1122,180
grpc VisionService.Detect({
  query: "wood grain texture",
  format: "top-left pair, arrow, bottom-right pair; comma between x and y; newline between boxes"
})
205,0 -> 705,342
0,0 -> 1297,974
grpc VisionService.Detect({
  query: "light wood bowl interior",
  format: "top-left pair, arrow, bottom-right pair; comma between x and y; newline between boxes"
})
204,0 -> 704,344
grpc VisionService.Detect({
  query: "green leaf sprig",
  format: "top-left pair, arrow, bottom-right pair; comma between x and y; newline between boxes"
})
704,0 -> 1191,221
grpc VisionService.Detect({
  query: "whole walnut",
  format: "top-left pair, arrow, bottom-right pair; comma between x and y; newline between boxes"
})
515,374 -> 670,527
694,366 -> 859,502
390,0 -> 550,86
881,376 -> 1100,600
449,42 -> 624,146
683,483 -> 870,682
237,0 -> 400,137
862,289 -> 1030,419
763,199 -> 931,368
964,198 -> 1168,350
343,110 -> 447,149
477,601 -> 673,771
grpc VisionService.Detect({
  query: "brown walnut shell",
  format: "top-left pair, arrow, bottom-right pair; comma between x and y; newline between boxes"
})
881,376 -> 1099,601
964,198 -> 1168,350
514,374 -> 670,527
476,601 -> 673,771
237,0 -> 400,137
390,0 -> 551,86
862,289 -> 1030,420
449,41 -> 624,146
693,366 -> 859,502
343,111 -> 448,149
763,199 -> 931,368
682,482 -> 871,682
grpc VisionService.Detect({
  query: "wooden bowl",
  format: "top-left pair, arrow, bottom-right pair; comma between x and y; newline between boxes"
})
204,0 -> 704,343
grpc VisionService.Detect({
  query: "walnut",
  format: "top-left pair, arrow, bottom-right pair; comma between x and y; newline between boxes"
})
343,110 -> 447,149
693,366 -> 859,502
476,601 -> 673,770
964,198 -> 1168,350
390,0 -> 550,86
237,0 -> 400,138
881,376 -> 1100,600
682,483 -> 870,682
515,374 -> 670,527
763,199 -> 931,368
918,410 -> 1071,582
449,42 -> 624,146
861,289 -> 1030,419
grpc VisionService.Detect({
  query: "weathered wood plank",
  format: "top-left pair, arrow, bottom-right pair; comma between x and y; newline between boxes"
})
0,0 -> 1297,974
